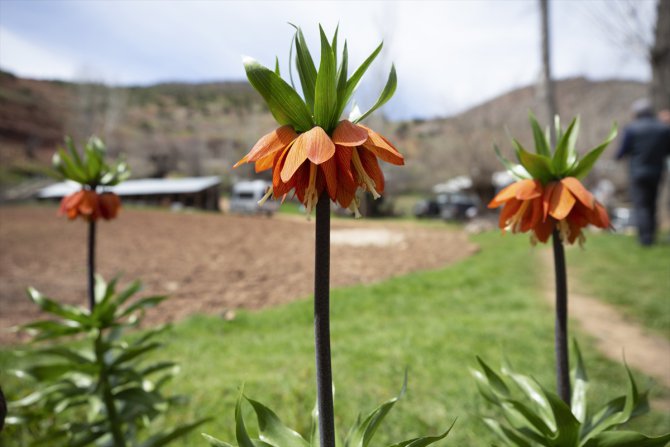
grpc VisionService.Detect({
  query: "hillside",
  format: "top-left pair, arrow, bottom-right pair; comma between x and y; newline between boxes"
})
0,71 -> 647,198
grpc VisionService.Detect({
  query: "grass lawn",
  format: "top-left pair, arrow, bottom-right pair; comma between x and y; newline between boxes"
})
1,230 -> 668,446
566,231 -> 670,339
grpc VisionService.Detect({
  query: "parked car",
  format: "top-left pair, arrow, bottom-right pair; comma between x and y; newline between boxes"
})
413,192 -> 480,221
229,180 -> 278,216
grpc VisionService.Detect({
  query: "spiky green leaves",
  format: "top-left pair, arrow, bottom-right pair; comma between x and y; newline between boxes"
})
202,378 -> 453,447
472,342 -> 670,447
52,136 -> 130,188
496,114 -> 617,184
243,25 -> 397,135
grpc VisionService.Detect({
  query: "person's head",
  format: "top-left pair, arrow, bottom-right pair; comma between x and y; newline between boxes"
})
658,109 -> 670,124
631,98 -> 654,119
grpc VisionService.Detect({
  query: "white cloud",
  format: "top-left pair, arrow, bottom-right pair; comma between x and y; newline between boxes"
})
0,26 -> 78,80
0,0 -> 653,119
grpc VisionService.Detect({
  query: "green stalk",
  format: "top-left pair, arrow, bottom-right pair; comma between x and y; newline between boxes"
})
95,330 -> 126,447
314,194 -> 335,447
551,228 -> 571,404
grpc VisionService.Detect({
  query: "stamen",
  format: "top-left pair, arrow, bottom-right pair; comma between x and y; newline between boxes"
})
558,220 -> 570,242
510,201 -> 530,232
304,163 -> 319,215
348,196 -> 362,218
257,188 -> 274,206
351,149 -> 380,199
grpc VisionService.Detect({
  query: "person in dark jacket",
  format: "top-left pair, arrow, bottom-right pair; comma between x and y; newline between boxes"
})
617,99 -> 670,245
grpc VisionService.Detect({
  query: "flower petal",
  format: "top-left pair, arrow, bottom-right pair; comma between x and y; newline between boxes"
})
499,199 -> 521,228
548,181 -> 576,220
489,181 -> 523,208
359,125 -> 404,165
561,177 -> 594,209
534,218 -> 554,242
358,149 -> 385,194
281,136 -> 310,182
521,197 -> 543,232
305,126 -> 336,165
515,179 -> 543,200
320,157 -> 338,201
332,120 -> 368,146
235,125 -> 297,167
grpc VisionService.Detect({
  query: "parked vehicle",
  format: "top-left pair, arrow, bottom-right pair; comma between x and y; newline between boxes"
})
413,192 -> 480,221
229,180 -> 278,216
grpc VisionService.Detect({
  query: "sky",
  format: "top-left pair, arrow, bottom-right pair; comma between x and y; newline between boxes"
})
0,0 -> 657,120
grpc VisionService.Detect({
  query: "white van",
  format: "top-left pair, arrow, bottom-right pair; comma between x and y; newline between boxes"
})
229,180 -> 278,215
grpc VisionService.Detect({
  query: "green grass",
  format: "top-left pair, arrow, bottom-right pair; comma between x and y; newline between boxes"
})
566,232 -> 670,339
2,230 -> 668,446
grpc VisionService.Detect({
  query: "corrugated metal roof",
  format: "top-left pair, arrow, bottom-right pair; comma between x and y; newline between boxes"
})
38,176 -> 221,198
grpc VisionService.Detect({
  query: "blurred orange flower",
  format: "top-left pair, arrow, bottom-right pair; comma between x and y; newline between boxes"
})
235,120 -> 403,215
488,177 -> 609,245
59,190 -> 121,222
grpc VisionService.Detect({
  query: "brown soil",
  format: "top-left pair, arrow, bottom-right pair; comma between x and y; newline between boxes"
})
0,206 -> 477,344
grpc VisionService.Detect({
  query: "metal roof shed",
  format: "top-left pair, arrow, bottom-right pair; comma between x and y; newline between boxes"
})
38,176 -> 221,211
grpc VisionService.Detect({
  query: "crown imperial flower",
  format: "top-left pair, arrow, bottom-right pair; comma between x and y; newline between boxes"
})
489,114 -> 616,245
235,25 -> 401,216
52,136 -> 129,222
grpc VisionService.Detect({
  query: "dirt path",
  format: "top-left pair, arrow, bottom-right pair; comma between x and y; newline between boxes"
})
0,206 -> 477,344
540,249 -> 670,410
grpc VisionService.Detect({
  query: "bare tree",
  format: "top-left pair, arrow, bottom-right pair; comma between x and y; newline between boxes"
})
651,0 -> 670,110
581,0 -> 668,111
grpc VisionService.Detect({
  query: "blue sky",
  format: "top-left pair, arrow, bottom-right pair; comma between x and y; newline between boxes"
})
0,0 -> 656,120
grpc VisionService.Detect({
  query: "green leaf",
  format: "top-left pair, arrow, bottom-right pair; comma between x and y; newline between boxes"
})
244,57 -> 313,132
354,64 -> 397,123
386,419 -> 455,447
115,280 -> 142,307
119,295 -> 168,319
571,340 -> 589,424
551,117 -> 578,175
55,148 -> 87,183
19,319 -> 83,341
529,112 -> 551,157
494,144 -> 531,179
112,342 -> 161,367
569,124 -> 617,179
314,25 -> 338,131
514,140 -> 553,183
340,42 -> 383,116
235,391 -> 257,447
346,374 -> 406,447
247,397 -> 309,447
476,357 -> 511,398
310,400 -> 319,447
501,359 -> 554,430
139,418 -> 211,447
583,431 -> 670,447
337,41 -> 349,96
274,57 -> 281,76
202,433 -> 235,447
293,26 -> 318,111
33,346 -> 94,364
482,418 -> 530,447
26,287 -> 91,325
541,387 -> 581,445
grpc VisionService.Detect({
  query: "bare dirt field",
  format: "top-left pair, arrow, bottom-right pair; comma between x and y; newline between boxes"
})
0,206 -> 477,344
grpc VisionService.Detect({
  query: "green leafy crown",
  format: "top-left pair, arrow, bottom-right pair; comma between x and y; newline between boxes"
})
496,113 -> 618,184
244,24 -> 397,135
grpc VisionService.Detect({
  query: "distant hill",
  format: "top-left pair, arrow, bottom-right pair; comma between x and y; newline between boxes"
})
0,70 -> 646,197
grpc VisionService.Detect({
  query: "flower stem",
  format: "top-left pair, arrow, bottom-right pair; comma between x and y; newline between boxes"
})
551,228 -> 571,405
88,219 -> 97,311
314,195 -> 335,447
